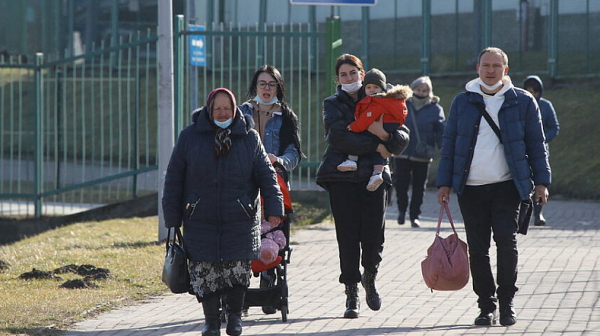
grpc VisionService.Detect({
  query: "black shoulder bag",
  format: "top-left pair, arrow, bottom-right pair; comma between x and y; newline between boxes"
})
475,104 -> 532,235
411,111 -> 437,160
162,227 -> 191,293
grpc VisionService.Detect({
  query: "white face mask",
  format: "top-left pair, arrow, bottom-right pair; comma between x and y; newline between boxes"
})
254,95 -> 279,105
478,78 -> 503,91
214,118 -> 233,129
341,80 -> 362,95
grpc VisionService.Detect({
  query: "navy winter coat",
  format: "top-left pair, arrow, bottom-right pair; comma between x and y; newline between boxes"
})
162,106 -> 284,263
397,97 -> 445,162
436,87 -> 551,200
316,86 -> 410,189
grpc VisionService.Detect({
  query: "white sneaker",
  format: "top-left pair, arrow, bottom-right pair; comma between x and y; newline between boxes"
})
366,174 -> 384,191
337,160 -> 358,172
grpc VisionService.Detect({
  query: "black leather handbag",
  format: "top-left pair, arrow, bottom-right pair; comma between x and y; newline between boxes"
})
161,227 -> 190,293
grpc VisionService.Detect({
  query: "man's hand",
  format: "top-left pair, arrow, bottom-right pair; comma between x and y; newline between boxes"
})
534,185 -> 549,205
438,186 -> 450,204
267,153 -> 277,164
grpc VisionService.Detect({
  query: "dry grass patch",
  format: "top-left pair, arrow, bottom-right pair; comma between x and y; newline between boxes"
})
0,216 -> 166,335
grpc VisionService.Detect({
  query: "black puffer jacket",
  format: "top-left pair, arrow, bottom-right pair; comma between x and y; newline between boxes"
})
316,86 -> 410,189
162,103 -> 284,263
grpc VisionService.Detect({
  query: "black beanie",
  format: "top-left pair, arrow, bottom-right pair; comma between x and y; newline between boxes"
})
364,68 -> 386,92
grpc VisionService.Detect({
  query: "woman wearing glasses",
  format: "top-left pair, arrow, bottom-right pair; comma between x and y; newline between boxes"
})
240,65 -> 303,181
239,65 -> 303,314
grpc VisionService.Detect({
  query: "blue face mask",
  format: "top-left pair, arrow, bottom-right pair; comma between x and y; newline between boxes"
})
214,118 -> 233,129
254,95 -> 279,105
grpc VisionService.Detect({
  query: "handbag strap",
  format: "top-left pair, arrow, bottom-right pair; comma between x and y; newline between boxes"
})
410,109 -> 422,143
165,227 -> 184,253
436,202 -> 458,236
475,104 -> 503,144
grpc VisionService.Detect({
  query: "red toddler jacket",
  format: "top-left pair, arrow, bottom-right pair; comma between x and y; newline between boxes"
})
349,84 -> 411,132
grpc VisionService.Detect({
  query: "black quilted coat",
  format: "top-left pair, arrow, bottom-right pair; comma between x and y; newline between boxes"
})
162,104 -> 284,263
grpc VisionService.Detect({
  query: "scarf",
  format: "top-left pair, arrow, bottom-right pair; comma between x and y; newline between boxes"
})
214,128 -> 232,158
409,96 -> 431,111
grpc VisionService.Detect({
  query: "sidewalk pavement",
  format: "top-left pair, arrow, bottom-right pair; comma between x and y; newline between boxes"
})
65,190 -> 600,336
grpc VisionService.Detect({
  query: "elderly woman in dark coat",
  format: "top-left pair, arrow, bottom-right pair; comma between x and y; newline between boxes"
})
162,87 -> 284,336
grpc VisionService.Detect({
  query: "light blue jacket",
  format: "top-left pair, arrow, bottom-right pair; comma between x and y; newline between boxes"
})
239,102 -> 300,173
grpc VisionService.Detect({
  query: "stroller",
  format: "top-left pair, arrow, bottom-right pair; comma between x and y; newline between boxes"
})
222,173 -> 293,322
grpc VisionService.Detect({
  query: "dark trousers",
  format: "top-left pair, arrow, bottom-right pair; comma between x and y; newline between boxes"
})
393,158 -> 429,220
458,180 -> 520,312
327,181 -> 386,284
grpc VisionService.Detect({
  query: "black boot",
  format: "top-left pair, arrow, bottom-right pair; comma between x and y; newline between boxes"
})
361,271 -> 381,311
201,295 -> 222,336
499,299 -> 517,326
343,283 -> 360,318
225,286 -> 245,336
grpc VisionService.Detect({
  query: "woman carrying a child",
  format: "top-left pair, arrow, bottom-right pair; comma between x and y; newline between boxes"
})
316,54 -> 410,319
239,65 -> 303,315
337,68 -> 411,191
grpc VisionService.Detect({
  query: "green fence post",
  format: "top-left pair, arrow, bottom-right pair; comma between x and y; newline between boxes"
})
325,16 -> 341,95
361,7 -> 369,71
483,0 -> 492,48
34,53 -> 44,217
548,0 -> 558,78
174,15 -> 185,137
421,0 -> 431,75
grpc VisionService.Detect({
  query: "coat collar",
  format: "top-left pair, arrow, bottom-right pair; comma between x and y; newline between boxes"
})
467,87 -> 520,108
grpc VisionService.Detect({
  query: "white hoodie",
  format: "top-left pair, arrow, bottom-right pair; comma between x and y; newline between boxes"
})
464,76 -> 513,186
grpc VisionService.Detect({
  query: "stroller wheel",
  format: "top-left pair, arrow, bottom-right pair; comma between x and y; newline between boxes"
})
280,298 -> 289,322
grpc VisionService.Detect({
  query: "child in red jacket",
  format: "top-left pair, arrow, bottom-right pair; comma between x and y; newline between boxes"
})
337,68 -> 411,191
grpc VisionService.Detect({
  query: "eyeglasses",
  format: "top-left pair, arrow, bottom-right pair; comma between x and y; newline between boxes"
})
257,81 -> 278,90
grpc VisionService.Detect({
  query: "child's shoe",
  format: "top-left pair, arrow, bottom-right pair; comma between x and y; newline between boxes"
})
366,173 -> 384,191
337,160 -> 358,172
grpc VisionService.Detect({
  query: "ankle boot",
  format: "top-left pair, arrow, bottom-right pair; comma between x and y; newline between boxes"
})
343,283 -> 360,318
225,286 -> 245,336
361,271 -> 381,311
201,295 -> 222,336
499,299 -> 517,326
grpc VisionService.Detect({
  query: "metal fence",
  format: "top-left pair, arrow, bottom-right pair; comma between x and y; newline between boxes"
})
339,0 -> 600,78
174,16 -> 328,191
0,32 -> 159,218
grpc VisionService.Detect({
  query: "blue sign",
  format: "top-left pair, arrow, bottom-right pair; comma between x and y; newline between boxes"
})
189,25 -> 206,67
290,0 -> 376,5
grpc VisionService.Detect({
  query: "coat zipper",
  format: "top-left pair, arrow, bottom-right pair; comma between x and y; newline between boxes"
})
186,198 -> 201,220
237,199 -> 252,218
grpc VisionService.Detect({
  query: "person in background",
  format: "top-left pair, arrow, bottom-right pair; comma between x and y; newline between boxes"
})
162,88 -> 284,336
316,54 -> 410,318
338,68 -> 410,192
523,75 -> 559,226
436,47 -> 550,327
392,76 -> 445,228
239,64 -> 303,315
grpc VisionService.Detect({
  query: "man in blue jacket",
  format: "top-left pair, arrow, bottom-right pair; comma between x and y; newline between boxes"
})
523,75 -> 560,226
436,47 -> 551,327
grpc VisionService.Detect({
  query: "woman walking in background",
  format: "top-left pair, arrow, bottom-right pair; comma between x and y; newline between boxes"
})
393,76 -> 445,228
239,65 -> 303,314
